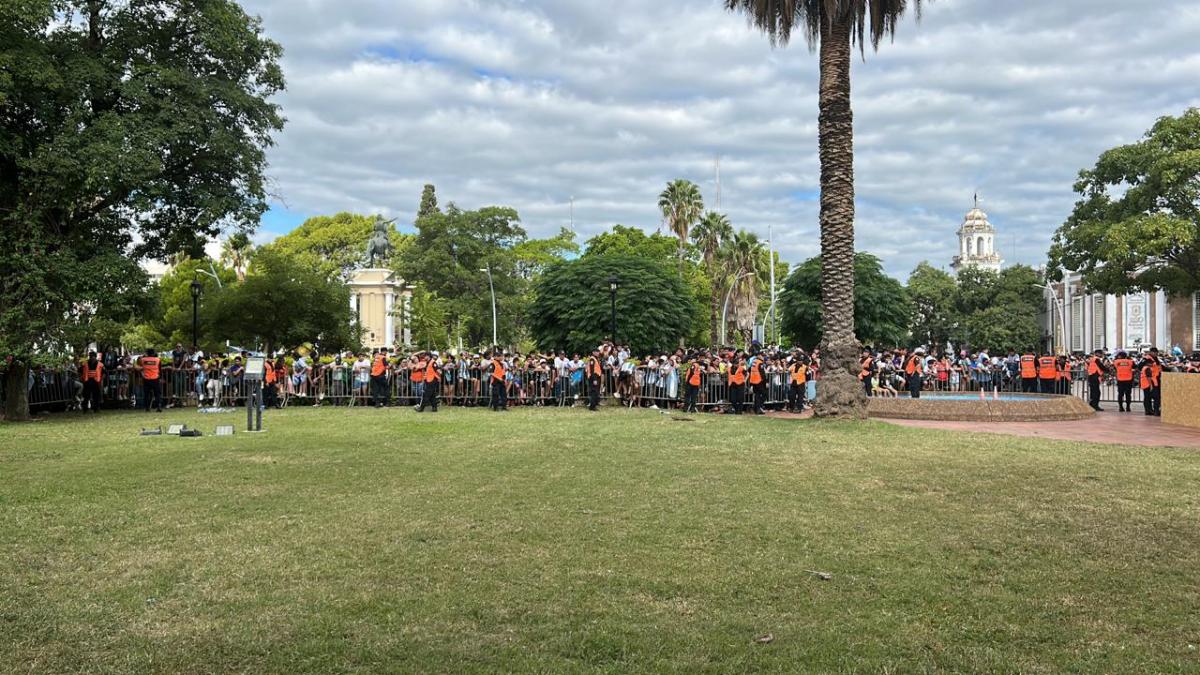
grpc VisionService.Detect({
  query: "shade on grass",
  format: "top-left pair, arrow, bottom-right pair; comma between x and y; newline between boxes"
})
2,408 -> 1198,672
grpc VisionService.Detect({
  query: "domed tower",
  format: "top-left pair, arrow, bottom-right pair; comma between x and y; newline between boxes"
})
950,195 -> 1003,274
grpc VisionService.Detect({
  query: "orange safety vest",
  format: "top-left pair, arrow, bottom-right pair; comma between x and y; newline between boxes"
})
728,365 -> 746,386
1020,355 -> 1036,379
790,364 -> 807,385
491,358 -> 506,382
140,356 -> 160,381
687,363 -> 702,386
265,365 -> 277,384
1140,363 -> 1160,389
425,360 -> 441,383
1113,358 -> 1134,382
1037,356 -> 1057,380
370,355 -> 386,377
749,361 -> 764,385
859,357 -> 873,381
1086,356 -> 1103,377
904,356 -> 920,376
81,360 -> 103,383
588,358 -> 602,379
1059,362 -> 1071,381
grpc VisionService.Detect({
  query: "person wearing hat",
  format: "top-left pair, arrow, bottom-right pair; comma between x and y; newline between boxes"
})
1085,349 -> 1108,411
415,351 -> 442,412
1111,350 -> 1135,412
1140,348 -> 1162,416
904,348 -> 925,399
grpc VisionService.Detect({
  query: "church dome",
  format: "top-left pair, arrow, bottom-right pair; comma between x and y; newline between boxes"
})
961,207 -> 993,232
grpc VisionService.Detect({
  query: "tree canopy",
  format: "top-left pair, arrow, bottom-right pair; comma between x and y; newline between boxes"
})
1049,108 -> 1200,297
531,256 -> 692,356
262,212 -> 412,281
1,0 -> 284,419
781,253 -> 910,349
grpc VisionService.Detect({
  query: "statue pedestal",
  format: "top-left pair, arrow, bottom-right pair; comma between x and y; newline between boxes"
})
349,268 -> 412,350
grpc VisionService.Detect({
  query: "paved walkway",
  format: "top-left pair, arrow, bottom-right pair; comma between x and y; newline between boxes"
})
879,412 -> 1200,449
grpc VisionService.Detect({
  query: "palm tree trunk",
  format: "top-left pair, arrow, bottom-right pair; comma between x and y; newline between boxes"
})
813,12 -> 866,419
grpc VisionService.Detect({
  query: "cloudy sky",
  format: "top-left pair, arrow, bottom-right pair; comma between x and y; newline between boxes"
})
238,0 -> 1200,279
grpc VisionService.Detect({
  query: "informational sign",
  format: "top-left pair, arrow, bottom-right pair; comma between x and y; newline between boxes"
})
243,356 -> 266,381
1126,294 -> 1146,346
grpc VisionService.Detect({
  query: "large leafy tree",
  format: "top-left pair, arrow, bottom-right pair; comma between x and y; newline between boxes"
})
263,212 -> 412,282
692,212 -> 734,343
0,0 -> 284,420
531,256 -> 692,356
1048,108 -> 1200,296
906,262 -> 957,349
151,258 -> 237,350
658,179 -> 705,275
396,203 -> 527,347
219,232 -> 255,282
726,0 -> 925,418
206,248 -> 357,355
954,265 -> 1043,353
781,253 -> 910,350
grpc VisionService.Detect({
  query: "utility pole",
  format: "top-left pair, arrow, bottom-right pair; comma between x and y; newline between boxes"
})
714,156 -> 721,211
768,224 -> 776,344
569,196 -> 575,232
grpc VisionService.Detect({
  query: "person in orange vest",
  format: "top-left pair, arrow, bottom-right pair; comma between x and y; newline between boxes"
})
369,349 -> 389,408
1112,350 -> 1135,412
1057,355 -> 1072,396
1085,349 -> 1107,411
1140,349 -> 1162,416
586,349 -> 604,411
726,353 -> 747,414
411,353 -> 426,406
787,354 -> 808,413
489,351 -> 508,411
416,351 -> 442,413
1037,352 -> 1058,394
80,350 -> 103,413
904,348 -> 924,399
748,351 -> 767,415
683,354 -> 704,413
858,348 -> 875,398
1019,352 -> 1038,393
138,348 -> 163,412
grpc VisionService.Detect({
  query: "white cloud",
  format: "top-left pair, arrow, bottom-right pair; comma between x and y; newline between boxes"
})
240,0 -> 1200,278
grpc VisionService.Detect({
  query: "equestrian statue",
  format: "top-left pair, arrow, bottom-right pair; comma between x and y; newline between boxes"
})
365,216 -> 396,267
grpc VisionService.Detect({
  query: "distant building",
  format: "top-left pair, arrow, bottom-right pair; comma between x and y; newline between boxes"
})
1042,272 -> 1200,354
950,198 -> 1003,275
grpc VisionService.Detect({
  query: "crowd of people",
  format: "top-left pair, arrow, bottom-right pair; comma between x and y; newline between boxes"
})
20,340 -> 1200,417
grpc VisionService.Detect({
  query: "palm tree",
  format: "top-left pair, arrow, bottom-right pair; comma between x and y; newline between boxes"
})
220,232 -> 254,282
692,211 -> 734,344
721,230 -> 769,347
725,0 -> 925,418
657,179 -> 705,274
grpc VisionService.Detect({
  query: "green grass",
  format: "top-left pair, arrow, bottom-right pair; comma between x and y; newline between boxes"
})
2,406 -> 1198,673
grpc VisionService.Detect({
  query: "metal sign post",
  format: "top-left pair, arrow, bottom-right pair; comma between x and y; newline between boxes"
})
243,356 -> 265,433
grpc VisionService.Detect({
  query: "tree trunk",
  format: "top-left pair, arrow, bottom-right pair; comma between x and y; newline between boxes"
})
813,12 -> 867,419
4,361 -> 32,422
709,290 -> 721,346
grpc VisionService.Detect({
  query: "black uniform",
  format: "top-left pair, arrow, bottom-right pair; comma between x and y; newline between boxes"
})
586,357 -> 603,411
416,359 -> 441,412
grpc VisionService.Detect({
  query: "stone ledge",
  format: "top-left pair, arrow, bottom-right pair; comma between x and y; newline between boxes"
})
868,394 -> 1094,422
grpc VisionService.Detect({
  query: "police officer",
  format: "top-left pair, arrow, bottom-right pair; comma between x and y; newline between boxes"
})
369,349 -> 389,408
416,351 -> 441,412
748,351 -> 767,415
1112,350 -> 1135,412
726,354 -> 746,414
683,355 -> 703,413
859,348 -> 874,397
1019,351 -> 1038,393
788,354 -> 808,413
489,351 -> 507,411
904,348 -> 924,399
80,350 -> 103,413
1037,351 -> 1058,395
586,349 -> 604,411
1140,349 -> 1162,416
139,349 -> 163,412
1085,349 -> 1106,411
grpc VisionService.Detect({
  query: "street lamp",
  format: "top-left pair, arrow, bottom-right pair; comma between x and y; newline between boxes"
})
608,275 -> 619,342
720,271 -> 755,346
189,278 -> 202,349
480,265 -> 498,347
1035,283 -> 1068,354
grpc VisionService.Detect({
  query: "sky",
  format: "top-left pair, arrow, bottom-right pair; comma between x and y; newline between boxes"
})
236,0 -> 1200,279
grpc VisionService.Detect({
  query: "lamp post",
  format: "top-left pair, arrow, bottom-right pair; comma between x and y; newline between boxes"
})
189,279 -> 202,349
608,275 -> 619,342
480,265 -> 497,347
1035,283 -> 1068,355
720,271 -> 754,346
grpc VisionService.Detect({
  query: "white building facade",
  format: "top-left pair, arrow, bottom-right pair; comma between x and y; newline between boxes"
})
1043,272 -> 1200,355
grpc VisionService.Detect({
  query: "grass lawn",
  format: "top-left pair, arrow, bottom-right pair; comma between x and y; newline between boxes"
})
2,406 -> 1198,673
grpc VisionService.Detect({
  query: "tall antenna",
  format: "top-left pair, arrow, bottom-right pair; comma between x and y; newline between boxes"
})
569,196 -> 575,232
768,224 -> 776,344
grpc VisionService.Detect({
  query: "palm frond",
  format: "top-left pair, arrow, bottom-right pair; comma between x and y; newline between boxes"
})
724,0 -> 923,52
